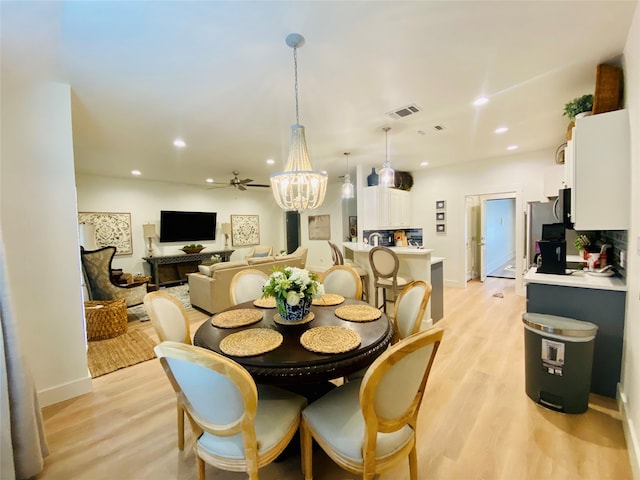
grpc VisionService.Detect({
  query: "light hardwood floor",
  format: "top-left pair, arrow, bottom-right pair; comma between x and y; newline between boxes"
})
38,278 -> 632,479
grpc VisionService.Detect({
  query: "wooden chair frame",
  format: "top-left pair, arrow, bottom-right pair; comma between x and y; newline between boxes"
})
229,268 -> 269,305
300,328 -> 444,480
368,246 -> 410,312
390,280 -> 432,343
319,265 -> 363,300
156,341 -> 303,480
143,291 -> 192,450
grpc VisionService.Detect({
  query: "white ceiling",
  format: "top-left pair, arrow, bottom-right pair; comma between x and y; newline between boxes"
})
1,1 -> 636,191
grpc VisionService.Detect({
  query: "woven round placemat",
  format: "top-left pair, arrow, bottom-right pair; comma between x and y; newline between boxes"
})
334,304 -> 382,322
211,309 -> 263,328
273,311 -> 315,326
219,328 -> 283,357
300,326 -> 361,354
253,297 -> 276,309
312,293 -> 345,306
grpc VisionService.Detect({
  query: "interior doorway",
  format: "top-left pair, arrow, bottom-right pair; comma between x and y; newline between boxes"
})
465,192 -> 517,282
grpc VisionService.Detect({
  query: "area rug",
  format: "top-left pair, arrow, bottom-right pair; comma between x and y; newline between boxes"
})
87,330 -> 157,378
127,284 -> 192,322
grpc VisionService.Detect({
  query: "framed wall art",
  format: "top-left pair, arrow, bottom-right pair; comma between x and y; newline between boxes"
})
231,215 -> 260,246
78,212 -> 132,255
436,200 -> 446,210
436,224 -> 446,234
308,214 -> 331,240
436,211 -> 446,222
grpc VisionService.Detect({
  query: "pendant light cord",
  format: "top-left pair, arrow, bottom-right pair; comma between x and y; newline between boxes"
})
293,46 -> 300,125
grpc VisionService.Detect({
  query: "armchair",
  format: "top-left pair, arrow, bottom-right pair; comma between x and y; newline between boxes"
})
245,245 -> 273,259
80,246 -> 148,307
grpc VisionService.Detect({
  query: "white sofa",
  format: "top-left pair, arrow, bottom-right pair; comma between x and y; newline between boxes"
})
187,247 -> 308,314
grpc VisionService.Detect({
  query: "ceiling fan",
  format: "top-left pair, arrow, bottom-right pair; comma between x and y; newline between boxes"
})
209,171 -> 270,191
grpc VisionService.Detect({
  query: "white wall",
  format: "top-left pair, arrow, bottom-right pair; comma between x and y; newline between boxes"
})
1,74 -> 91,406
621,4 -> 640,477
75,175 -> 286,275
408,149 -> 555,292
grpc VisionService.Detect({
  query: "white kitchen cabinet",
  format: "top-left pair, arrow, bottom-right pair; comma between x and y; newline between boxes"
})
543,164 -> 564,198
571,109 -> 630,231
362,186 -> 411,229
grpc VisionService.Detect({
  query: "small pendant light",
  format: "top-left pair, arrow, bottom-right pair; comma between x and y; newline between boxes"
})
341,152 -> 354,199
378,127 -> 395,188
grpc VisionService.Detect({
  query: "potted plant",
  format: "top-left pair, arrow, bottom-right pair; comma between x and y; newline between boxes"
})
262,266 -> 323,322
563,94 -> 594,120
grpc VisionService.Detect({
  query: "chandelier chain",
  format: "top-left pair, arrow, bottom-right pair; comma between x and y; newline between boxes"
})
293,46 -> 299,125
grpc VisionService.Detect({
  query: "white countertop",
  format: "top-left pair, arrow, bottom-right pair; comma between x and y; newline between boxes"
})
343,242 -> 434,255
431,256 -> 445,265
524,267 -> 626,292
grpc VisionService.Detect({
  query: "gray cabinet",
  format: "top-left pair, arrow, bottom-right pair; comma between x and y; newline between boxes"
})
526,282 -> 625,398
430,261 -> 443,322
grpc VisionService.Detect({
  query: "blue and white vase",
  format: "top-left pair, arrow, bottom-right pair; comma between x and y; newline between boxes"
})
276,296 -> 311,322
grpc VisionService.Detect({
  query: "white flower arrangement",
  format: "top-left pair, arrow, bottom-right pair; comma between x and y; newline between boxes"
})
262,266 -> 324,306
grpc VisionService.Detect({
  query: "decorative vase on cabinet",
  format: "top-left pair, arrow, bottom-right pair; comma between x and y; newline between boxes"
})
367,167 -> 379,186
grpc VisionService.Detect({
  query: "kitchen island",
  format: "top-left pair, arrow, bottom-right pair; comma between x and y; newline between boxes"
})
343,243 -> 442,326
524,267 -> 627,398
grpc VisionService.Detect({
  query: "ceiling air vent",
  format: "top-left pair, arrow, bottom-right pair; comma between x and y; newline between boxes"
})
387,104 -> 421,120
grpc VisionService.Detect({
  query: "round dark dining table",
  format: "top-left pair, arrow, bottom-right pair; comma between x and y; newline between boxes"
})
193,297 -> 393,386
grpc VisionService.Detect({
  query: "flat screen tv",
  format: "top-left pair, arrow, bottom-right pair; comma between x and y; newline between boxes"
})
160,210 -> 217,243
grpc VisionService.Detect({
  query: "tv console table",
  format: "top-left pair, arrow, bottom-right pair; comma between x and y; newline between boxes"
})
143,250 -> 234,287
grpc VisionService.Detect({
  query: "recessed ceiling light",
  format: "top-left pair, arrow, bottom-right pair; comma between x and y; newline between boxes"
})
131,169 -> 142,176
205,178 -> 214,183
495,126 -> 508,134
507,145 -> 519,151
321,170 -> 328,175
473,96 -> 489,106
173,138 -> 186,148
266,159 -> 275,165
420,162 -> 429,167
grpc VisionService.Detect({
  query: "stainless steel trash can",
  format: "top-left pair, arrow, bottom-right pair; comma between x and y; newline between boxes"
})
522,312 -> 598,414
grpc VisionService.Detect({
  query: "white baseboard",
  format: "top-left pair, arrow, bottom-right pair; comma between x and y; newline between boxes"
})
37,375 -> 92,408
618,384 -> 640,480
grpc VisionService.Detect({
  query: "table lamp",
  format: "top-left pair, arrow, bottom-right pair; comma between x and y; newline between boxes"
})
221,223 -> 231,248
143,223 -> 156,257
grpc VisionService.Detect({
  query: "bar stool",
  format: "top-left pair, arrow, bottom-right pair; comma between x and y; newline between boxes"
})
368,246 -> 412,312
327,241 -> 369,302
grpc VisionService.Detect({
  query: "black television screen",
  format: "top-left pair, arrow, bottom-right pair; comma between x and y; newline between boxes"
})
160,210 -> 217,243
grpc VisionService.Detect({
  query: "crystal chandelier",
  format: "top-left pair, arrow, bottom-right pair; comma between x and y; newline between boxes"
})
341,152 -> 354,199
378,127 -> 395,187
271,33 -> 327,212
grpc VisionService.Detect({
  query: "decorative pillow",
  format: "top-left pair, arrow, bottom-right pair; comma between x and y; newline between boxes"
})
253,252 -> 270,257
211,260 -> 248,272
198,264 -> 213,276
248,256 -> 275,265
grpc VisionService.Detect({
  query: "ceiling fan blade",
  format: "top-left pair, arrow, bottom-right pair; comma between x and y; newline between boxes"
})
238,184 -> 247,191
239,178 -> 253,184
247,183 -> 270,188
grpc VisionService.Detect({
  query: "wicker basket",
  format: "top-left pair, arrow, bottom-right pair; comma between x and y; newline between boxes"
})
592,64 -> 622,115
84,299 -> 128,341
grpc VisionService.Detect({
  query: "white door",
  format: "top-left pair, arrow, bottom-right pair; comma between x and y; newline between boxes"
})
465,197 -> 476,281
479,197 -> 488,281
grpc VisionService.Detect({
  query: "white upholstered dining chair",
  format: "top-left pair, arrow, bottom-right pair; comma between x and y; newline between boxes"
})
328,241 -> 369,302
143,291 -> 192,450
300,327 -> 444,480
229,269 -> 269,305
318,265 -> 363,300
155,341 -> 307,480
391,280 -> 432,343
